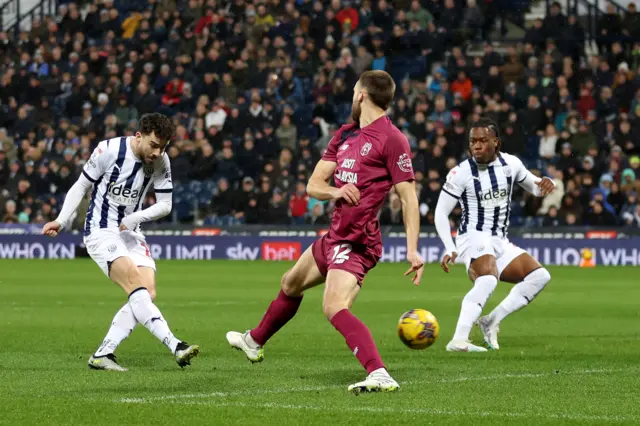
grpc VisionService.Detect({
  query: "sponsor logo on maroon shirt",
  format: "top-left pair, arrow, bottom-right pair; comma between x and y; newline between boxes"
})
322,119 -> 414,249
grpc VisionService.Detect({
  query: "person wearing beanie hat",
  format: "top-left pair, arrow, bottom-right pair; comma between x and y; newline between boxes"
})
621,168 -> 640,193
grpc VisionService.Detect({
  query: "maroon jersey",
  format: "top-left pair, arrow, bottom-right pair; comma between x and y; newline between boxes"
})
322,116 -> 415,257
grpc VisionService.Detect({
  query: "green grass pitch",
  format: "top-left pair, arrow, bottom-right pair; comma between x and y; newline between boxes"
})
1,259 -> 639,425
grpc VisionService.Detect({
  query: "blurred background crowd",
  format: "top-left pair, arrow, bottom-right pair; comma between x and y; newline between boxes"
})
1,0 -> 640,229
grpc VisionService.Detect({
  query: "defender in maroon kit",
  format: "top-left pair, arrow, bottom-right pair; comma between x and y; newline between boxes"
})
226,71 -> 424,394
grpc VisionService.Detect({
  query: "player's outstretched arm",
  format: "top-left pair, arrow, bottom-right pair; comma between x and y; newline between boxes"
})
395,181 -> 424,286
435,191 -> 458,273
43,141 -> 112,236
120,192 -> 172,231
437,166 -> 466,272
511,156 -> 555,197
516,169 -> 556,197
42,173 -> 94,236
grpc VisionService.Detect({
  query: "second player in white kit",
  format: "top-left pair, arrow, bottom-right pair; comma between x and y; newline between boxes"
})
42,113 -> 200,371
442,151 -> 529,275
435,118 -> 555,352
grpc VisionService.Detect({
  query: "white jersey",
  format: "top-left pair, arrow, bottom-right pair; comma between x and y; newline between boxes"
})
442,152 -> 528,237
82,136 -> 172,236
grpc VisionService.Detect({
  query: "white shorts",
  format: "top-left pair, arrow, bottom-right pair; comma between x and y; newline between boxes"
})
83,228 -> 155,277
455,232 -> 527,277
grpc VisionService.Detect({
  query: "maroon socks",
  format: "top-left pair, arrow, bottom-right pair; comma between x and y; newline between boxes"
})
249,292 -> 385,374
250,290 -> 303,345
330,309 -> 385,374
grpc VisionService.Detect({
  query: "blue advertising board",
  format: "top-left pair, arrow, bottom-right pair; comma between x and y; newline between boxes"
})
0,234 -> 639,266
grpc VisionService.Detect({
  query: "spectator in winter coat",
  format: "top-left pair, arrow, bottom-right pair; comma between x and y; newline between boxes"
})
210,178 -> 235,219
289,181 -> 309,225
379,192 -> 404,225
191,143 -> 217,180
275,115 -> 298,152
451,71 -> 473,101
538,166 -> 565,215
265,190 -> 290,225
539,124 -> 559,162
502,48 -> 524,86
621,168 -> 640,194
307,202 -> 331,225
352,46 -> 374,76
406,0 -> 433,29
133,82 -> 159,115
586,200 -> 618,226
461,0 -> 484,39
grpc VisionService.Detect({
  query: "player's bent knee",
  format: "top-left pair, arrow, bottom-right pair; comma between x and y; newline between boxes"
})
127,265 -> 142,283
109,257 -> 142,292
537,268 -> 551,283
137,267 -> 156,299
117,264 -> 144,295
147,287 -> 157,300
322,300 -> 348,321
465,275 -> 498,307
280,270 -> 302,297
528,268 -> 551,293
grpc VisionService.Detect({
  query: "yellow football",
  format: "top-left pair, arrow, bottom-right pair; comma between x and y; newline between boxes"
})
397,309 -> 440,350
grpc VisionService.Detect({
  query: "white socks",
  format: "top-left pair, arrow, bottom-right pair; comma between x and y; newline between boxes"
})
94,303 -> 138,357
370,367 -> 391,378
488,268 -> 551,325
453,275 -> 498,341
245,332 -> 260,349
128,288 -> 180,353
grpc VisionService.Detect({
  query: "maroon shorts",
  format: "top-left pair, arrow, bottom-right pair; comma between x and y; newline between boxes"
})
312,234 -> 379,284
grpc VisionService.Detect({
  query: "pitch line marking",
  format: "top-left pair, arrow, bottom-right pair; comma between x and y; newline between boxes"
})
116,368 -> 625,404
146,400 -> 635,423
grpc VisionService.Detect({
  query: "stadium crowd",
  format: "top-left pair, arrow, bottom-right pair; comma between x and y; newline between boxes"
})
1,0 -> 640,229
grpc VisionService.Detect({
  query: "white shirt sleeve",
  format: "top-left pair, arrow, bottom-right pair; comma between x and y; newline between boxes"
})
512,155 -> 552,197
435,191 -> 459,255
54,173 -> 94,230
82,140 -> 113,183
441,165 -> 466,199
518,172 -> 543,196
152,153 -> 173,193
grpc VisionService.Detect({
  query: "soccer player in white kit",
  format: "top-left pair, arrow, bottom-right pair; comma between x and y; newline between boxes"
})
42,113 -> 200,371
435,118 -> 556,352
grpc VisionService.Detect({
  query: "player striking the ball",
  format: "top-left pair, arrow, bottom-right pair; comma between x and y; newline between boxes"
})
42,113 -> 200,371
435,118 -> 554,352
227,70 -> 424,394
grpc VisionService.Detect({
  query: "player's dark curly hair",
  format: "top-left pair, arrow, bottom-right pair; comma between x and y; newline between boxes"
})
469,117 -> 501,150
139,113 -> 175,142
